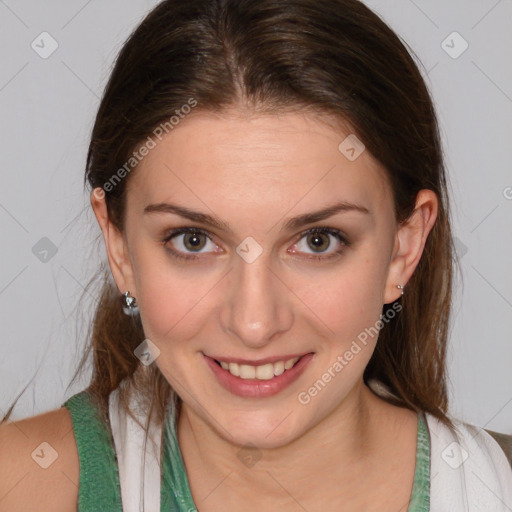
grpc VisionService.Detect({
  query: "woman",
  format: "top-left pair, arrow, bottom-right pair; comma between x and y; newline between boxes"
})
1,0 -> 511,510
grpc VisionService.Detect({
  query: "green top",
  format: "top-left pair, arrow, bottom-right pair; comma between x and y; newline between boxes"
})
62,390 -> 123,511
408,410 -> 430,511
63,389 -> 430,511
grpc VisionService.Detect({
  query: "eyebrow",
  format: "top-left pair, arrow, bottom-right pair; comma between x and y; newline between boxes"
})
143,200 -> 370,232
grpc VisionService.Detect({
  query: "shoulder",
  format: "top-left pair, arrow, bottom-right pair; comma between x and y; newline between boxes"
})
0,407 -> 79,512
482,427 -> 512,467
424,412 -> 512,509
426,412 -> 512,470
461,421 -> 512,474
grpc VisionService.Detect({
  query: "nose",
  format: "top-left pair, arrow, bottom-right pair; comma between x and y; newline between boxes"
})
220,252 -> 293,349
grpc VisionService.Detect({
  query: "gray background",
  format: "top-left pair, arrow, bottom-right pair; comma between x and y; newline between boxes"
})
1,0 -> 511,433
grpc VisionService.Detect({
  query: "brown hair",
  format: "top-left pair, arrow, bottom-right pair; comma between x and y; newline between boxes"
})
2,0 -> 461,433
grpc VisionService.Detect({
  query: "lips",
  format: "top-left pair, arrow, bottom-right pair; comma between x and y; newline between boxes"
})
204,352 -> 315,398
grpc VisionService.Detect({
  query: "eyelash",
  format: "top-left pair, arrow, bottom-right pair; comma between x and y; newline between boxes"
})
161,226 -> 351,262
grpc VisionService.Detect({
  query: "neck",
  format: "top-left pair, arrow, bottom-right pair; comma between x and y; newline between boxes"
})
176,381 -> 392,506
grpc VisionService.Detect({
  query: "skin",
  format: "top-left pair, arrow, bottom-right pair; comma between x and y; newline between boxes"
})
91,109 -> 438,511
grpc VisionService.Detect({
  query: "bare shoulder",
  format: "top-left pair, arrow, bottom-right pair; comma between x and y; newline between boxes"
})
0,407 -> 79,512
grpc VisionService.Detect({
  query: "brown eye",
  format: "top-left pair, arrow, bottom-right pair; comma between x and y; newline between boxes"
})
182,232 -> 207,252
306,232 -> 330,253
163,227 -> 219,259
289,227 -> 350,261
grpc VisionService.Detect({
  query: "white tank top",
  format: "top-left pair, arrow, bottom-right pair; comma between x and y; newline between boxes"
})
108,378 -> 164,512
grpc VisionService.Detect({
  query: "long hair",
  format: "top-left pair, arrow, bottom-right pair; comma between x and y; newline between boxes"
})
2,0 -> 460,434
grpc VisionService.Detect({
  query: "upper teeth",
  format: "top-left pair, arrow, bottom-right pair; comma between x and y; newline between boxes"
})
218,357 -> 301,380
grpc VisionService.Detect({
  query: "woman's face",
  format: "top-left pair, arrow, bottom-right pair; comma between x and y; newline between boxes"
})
96,110 -> 414,448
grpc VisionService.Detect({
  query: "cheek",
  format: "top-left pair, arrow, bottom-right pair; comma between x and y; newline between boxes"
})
299,259 -> 386,344
132,246 -> 220,344
137,279 -> 212,345
130,246 -> 184,337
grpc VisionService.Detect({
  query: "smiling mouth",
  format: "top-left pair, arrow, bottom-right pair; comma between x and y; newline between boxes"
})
213,354 -> 308,380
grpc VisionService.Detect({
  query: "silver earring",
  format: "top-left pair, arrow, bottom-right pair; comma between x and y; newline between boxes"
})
397,284 -> 404,296
121,291 -> 139,316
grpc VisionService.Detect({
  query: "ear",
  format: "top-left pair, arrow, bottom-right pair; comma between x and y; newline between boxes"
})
384,189 -> 438,304
90,188 -> 137,297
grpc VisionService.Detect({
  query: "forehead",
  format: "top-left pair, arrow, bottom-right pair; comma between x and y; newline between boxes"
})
127,110 -> 393,221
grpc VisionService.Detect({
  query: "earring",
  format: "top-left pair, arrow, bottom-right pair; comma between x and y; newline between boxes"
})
397,284 -> 404,296
121,291 -> 139,316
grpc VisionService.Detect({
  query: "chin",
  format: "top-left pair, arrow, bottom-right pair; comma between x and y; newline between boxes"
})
209,407 -> 308,449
